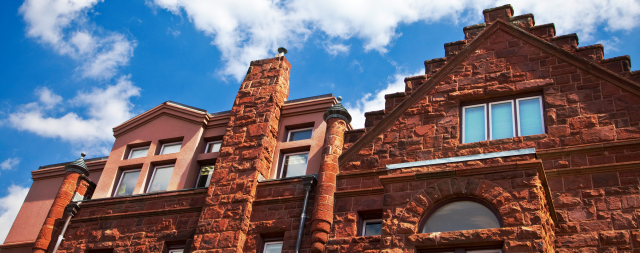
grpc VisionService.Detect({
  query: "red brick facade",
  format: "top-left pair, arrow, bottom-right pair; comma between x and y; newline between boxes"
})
4,4 -> 640,253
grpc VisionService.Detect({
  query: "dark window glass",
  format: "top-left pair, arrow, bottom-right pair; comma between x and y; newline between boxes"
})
363,219 -> 382,236
422,201 -> 500,233
196,165 -> 215,188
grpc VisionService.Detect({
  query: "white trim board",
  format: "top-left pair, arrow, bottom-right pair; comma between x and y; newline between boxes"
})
385,148 -> 536,170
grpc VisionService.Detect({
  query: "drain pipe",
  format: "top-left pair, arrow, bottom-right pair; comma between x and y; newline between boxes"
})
51,203 -> 80,253
295,175 -> 317,253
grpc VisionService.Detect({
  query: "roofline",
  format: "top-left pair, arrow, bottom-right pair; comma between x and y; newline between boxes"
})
338,18 -> 640,167
38,156 -> 109,170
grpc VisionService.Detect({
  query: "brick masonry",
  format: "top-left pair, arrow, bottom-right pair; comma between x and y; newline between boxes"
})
19,3 -> 640,253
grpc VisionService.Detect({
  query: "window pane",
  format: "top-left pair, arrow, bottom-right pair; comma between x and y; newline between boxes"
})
168,250 -> 183,253
264,242 -> 282,253
129,148 -> 148,159
463,106 -> 486,143
161,143 -> 181,155
283,153 -> 308,178
147,166 -> 174,193
289,129 -> 312,141
490,102 -> 514,140
364,221 -> 382,236
115,170 -> 140,197
196,165 -> 214,188
422,201 -> 500,233
518,98 -> 544,136
207,142 -> 221,153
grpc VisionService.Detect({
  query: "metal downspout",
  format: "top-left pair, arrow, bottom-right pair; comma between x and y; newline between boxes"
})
51,203 -> 80,253
295,175 -> 317,253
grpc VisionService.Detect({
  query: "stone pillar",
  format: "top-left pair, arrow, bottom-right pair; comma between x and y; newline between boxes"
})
33,153 -> 91,253
310,97 -> 351,253
191,55 -> 290,252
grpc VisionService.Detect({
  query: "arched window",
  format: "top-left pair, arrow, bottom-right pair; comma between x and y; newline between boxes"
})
422,199 -> 501,233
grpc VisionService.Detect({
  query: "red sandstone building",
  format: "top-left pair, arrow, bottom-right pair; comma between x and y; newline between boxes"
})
3,4 -> 640,253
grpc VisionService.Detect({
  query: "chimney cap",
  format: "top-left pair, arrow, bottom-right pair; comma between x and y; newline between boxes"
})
277,47 -> 288,55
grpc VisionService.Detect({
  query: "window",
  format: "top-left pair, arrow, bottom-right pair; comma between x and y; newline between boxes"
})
159,142 -> 182,155
262,241 -> 283,253
362,219 -> 382,236
168,250 -> 183,253
462,96 -> 543,143
422,200 -> 500,233
205,141 -> 222,153
195,165 -> 215,188
287,127 -> 313,142
279,152 -> 309,178
128,146 -> 149,159
146,165 -> 174,193
114,169 -> 141,197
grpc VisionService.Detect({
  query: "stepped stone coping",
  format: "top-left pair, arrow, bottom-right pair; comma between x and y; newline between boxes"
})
364,110 -> 385,116
550,33 -> 579,44
530,23 -> 555,31
482,4 -> 514,14
463,23 -> 486,32
600,55 -> 632,66
384,92 -> 406,98
444,40 -> 466,47
386,148 -> 536,170
344,128 -> 365,134
631,70 -> 640,76
576,44 -> 604,51
424,57 -> 447,64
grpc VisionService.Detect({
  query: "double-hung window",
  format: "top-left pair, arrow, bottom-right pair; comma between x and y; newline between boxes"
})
279,152 -> 309,178
128,146 -> 149,159
159,142 -> 182,155
462,96 -> 544,143
114,169 -> 141,197
287,127 -> 313,142
362,219 -> 382,236
205,141 -> 222,153
195,165 -> 215,188
147,165 -> 174,193
262,241 -> 283,253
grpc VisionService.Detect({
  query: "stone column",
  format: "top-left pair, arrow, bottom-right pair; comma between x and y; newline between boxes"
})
191,55 -> 290,252
33,153 -> 91,253
310,97 -> 351,253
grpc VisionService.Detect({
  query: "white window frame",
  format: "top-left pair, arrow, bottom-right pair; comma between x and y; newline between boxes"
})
168,250 -> 184,253
287,127 -> 314,142
159,141 -> 182,155
461,104 -> 487,144
488,100 -> 516,140
127,146 -> 149,159
196,165 -> 215,188
204,141 -> 222,153
278,151 -> 310,179
114,169 -> 141,197
361,218 -> 382,236
146,164 -> 174,193
515,96 -> 545,137
262,241 -> 283,253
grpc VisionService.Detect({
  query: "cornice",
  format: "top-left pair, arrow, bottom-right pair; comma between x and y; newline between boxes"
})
0,241 -> 35,250
31,160 -> 107,181
113,103 -> 210,137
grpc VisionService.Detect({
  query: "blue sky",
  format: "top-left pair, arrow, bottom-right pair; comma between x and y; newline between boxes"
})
1,0 -> 640,243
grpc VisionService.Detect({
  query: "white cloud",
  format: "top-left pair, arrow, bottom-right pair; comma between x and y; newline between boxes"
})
19,0 -> 136,80
0,185 -> 29,244
596,36 -> 621,53
0,158 -> 20,171
345,70 -> 423,128
36,87 -> 63,109
350,60 -> 364,73
8,76 -> 141,155
148,0 -> 640,81
324,42 -> 350,56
